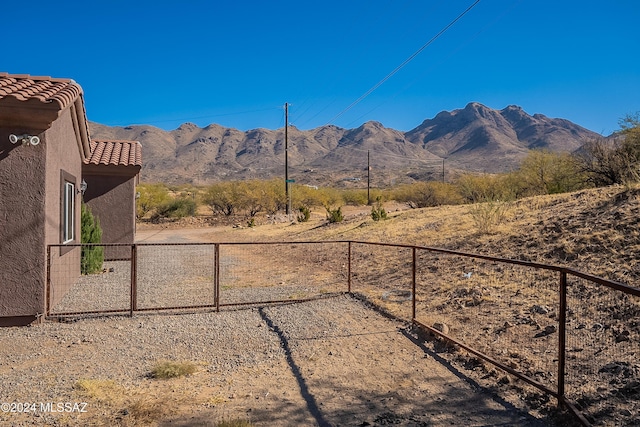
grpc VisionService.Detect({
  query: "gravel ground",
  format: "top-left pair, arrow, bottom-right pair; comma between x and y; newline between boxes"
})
0,294 -> 552,427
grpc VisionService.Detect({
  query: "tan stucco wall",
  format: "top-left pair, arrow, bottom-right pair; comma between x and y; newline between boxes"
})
84,171 -> 138,260
44,108 -> 83,309
0,107 -> 82,321
0,127 -> 47,318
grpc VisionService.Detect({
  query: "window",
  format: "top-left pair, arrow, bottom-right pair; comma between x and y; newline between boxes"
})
63,181 -> 75,243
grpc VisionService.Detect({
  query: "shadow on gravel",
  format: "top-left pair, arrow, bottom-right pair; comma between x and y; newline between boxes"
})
258,307 -> 332,427
400,327 -> 549,426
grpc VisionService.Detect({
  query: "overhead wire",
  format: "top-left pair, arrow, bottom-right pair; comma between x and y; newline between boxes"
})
293,0 -> 424,129
323,0 -> 482,127
342,0 -> 521,129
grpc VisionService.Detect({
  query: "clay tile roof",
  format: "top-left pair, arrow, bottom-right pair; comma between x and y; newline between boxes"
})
0,72 -> 83,110
86,140 -> 142,167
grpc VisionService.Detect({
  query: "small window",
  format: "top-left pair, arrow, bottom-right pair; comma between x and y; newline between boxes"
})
63,181 -> 75,243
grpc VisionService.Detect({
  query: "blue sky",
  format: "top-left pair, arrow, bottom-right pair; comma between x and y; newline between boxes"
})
3,0 -> 639,135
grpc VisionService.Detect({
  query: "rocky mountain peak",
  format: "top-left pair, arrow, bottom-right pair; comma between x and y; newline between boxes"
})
88,103 -> 599,185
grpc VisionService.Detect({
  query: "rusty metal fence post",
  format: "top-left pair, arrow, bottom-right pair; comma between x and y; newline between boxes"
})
412,247 -> 417,321
45,246 -> 51,317
214,243 -> 220,312
130,244 -> 137,316
347,241 -> 352,293
557,270 -> 568,407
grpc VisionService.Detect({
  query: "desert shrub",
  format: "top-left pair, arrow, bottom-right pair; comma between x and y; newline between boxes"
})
371,197 -> 387,221
203,182 -> 241,216
516,149 -> 586,195
259,179 -> 287,214
296,205 -> 311,222
468,199 -> 510,234
394,181 -> 462,208
575,136 -> 640,187
455,173 -> 514,203
342,189 -> 368,206
136,183 -> 171,219
152,198 -> 196,220
325,206 -> 343,223
149,360 -> 197,379
81,203 -> 103,275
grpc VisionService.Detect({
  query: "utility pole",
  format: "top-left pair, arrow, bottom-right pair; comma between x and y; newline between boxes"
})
367,150 -> 371,205
442,158 -> 445,183
284,102 -> 290,216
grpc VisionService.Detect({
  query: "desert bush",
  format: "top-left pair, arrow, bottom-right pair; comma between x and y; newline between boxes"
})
325,206 -> 344,223
516,149 -> 585,195
296,205 -> 311,222
81,203 -> 103,275
468,198 -> 510,234
342,189 -> 369,206
371,197 -> 387,221
152,198 -> 196,220
203,182 -> 241,216
136,183 -> 171,219
150,360 -> 197,379
574,138 -> 633,186
394,181 -> 462,208
574,114 -> 640,186
455,173 -> 514,203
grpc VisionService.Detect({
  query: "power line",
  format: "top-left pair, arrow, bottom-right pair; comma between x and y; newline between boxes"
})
324,0 -> 481,126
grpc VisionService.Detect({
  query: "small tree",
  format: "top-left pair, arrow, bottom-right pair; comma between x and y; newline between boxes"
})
81,203 -> 104,275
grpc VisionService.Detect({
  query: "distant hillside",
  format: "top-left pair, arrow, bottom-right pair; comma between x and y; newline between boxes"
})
88,103 -> 600,185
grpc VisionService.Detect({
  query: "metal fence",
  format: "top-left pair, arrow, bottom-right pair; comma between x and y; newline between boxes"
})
47,241 -> 639,426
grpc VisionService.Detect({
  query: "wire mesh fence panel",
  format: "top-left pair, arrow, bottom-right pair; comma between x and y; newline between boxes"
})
349,243 -> 415,321
218,242 -> 348,307
48,245 -> 131,315
414,250 -> 561,392
136,244 -> 216,309
565,275 -> 640,426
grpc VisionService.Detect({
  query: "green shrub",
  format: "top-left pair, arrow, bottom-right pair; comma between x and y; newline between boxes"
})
81,203 -> 104,275
371,197 -> 387,221
136,183 -> 171,219
152,198 -> 196,220
296,205 -> 311,222
326,206 -> 343,223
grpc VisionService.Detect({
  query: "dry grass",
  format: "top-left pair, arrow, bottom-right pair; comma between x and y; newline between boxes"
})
216,419 -> 254,427
149,360 -> 198,379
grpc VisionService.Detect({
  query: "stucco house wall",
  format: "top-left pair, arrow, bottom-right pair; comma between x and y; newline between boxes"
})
0,73 -> 141,326
44,107 -> 83,309
0,127 -> 47,323
83,139 -> 142,260
83,165 -> 140,260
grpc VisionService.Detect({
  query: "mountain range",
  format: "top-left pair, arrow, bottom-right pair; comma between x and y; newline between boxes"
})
88,102 -> 600,186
